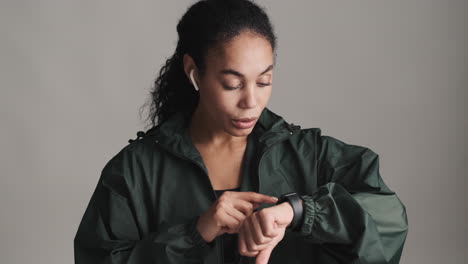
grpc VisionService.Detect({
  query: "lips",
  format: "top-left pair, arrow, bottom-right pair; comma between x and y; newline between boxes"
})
234,117 -> 257,122
231,116 -> 258,129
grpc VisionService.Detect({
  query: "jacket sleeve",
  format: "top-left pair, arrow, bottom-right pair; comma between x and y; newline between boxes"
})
297,133 -> 409,264
73,149 -> 213,264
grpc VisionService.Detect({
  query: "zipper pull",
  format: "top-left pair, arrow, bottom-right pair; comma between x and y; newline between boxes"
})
286,122 -> 301,134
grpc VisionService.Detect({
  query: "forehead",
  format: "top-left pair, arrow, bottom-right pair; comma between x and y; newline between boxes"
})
206,32 -> 274,77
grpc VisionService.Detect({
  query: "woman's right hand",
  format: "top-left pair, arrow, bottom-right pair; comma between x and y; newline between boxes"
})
196,191 -> 279,243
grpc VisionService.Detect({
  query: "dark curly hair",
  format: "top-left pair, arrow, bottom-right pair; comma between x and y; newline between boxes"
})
139,0 -> 278,129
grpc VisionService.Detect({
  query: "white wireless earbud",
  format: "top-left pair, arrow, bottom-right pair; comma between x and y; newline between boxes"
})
189,69 -> 199,91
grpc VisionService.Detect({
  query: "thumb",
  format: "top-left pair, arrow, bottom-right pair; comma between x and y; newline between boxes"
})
256,246 -> 274,264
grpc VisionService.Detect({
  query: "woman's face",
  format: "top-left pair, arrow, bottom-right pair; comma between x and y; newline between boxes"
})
190,31 -> 274,137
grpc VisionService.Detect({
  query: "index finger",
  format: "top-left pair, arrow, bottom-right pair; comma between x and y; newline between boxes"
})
235,192 -> 278,204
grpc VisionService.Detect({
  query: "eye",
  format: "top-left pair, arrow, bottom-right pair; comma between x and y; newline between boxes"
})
223,82 -> 271,90
223,83 -> 243,90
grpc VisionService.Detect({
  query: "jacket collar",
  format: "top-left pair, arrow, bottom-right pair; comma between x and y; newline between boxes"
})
150,107 -> 300,160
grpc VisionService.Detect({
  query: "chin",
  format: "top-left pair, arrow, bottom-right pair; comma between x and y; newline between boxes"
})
225,124 -> 254,137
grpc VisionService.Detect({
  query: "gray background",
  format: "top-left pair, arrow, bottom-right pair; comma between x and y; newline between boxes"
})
1,0 -> 467,263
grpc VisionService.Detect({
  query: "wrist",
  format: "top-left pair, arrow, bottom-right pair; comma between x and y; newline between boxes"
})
276,192 -> 304,231
284,202 -> 295,228
196,215 -> 215,243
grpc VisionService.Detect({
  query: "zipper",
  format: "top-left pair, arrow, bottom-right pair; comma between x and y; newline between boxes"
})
256,131 -> 294,184
154,139 -> 218,201
154,139 -> 223,263
219,236 -> 224,264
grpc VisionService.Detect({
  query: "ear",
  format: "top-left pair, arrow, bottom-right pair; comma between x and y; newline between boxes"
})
183,53 -> 197,81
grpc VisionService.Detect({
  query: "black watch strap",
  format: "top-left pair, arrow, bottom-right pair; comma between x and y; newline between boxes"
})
276,192 -> 304,231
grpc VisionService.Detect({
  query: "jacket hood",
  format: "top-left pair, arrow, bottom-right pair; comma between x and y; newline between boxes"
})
142,107 -> 301,161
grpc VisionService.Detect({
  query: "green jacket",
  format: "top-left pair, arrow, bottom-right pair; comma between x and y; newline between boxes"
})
74,107 -> 408,264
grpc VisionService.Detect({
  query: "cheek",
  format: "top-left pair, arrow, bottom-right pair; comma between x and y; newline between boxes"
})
213,91 -> 238,108
259,87 -> 272,104
203,89 -> 237,117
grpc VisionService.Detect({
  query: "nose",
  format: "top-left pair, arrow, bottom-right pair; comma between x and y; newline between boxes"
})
238,85 -> 257,109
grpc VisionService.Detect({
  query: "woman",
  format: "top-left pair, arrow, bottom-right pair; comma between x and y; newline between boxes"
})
74,0 -> 408,263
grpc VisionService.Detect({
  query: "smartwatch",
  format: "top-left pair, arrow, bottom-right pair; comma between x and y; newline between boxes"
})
276,192 -> 304,231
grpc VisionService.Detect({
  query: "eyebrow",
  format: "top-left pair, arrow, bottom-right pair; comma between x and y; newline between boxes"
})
219,64 -> 274,78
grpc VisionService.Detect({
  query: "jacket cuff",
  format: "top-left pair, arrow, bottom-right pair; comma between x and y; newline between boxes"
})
298,195 -> 317,236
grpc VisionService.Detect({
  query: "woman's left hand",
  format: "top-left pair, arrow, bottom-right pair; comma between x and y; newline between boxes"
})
238,202 -> 295,264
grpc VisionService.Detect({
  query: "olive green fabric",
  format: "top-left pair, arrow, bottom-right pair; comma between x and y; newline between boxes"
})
74,107 -> 408,263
